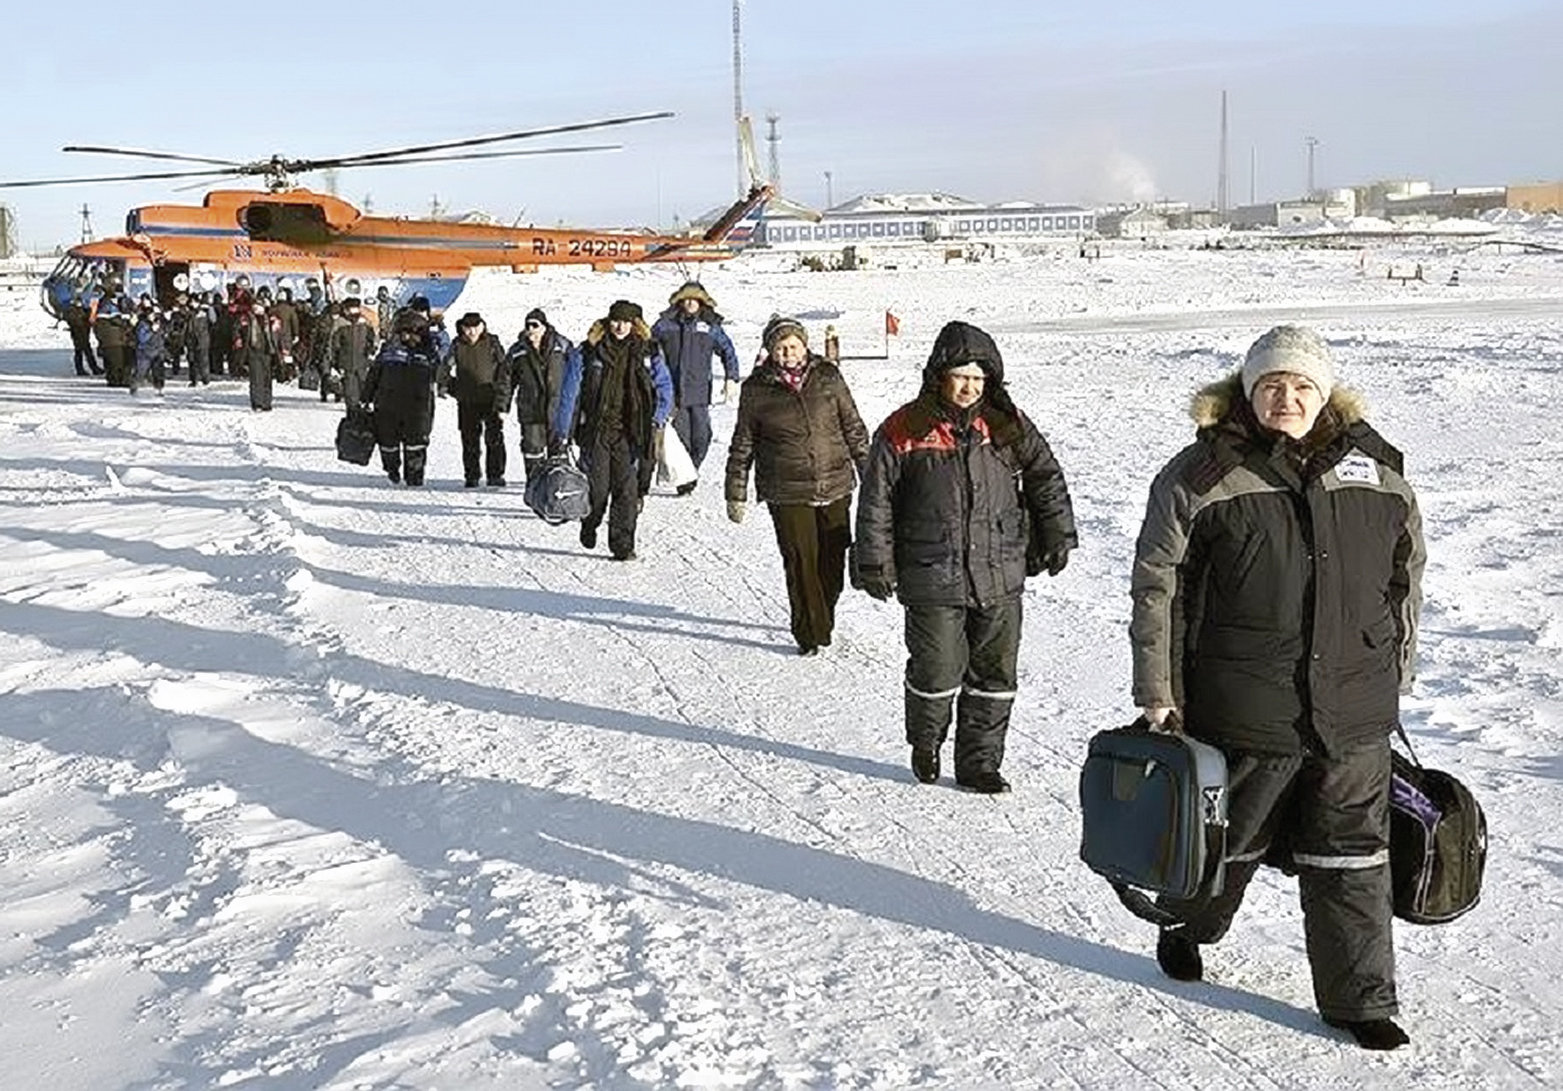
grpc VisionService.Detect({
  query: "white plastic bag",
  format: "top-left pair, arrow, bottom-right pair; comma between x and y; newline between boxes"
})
656,425 -> 698,489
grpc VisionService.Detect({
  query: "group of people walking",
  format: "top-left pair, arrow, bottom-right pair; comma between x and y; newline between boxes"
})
67,267 -> 1428,1047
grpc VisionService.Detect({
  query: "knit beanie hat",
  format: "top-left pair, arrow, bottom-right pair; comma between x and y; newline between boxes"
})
762,315 -> 808,350
607,299 -> 642,323
1241,325 -> 1335,400
524,307 -> 548,327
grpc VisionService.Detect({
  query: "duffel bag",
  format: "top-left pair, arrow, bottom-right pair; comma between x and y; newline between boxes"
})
1080,714 -> 1228,926
525,454 -> 590,525
1390,737 -> 1486,925
335,406 -> 377,466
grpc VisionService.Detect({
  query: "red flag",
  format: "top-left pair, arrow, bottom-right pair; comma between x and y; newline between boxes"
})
884,310 -> 900,337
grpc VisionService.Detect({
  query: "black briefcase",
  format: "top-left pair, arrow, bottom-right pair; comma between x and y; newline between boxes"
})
335,407 -> 376,465
1079,715 -> 1229,925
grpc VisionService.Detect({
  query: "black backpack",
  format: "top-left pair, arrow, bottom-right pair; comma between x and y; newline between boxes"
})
1390,728 -> 1487,925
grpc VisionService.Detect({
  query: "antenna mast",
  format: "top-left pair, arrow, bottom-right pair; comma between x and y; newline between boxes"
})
733,1 -> 745,197
1216,90 -> 1229,215
766,112 -> 781,193
79,203 -> 95,244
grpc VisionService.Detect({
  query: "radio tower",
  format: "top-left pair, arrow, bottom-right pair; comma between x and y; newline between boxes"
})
766,112 -> 781,192
1216,90 -> 1230,215
732,1 -> 746,197
79,203 -> 95,244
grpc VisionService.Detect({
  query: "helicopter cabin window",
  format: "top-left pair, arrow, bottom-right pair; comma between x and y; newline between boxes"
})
242,202 -> 331,244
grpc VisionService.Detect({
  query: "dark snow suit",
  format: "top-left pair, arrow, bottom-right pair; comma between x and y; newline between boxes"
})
553,318 -> 673,558
856,325 -> 1076,780
651,305 -> 740,468
327,319 -> 375,408
445,330 -> 512,485
1130,375 -> 1425,1022
363,336 -> 439,485
508,327 -> 573,482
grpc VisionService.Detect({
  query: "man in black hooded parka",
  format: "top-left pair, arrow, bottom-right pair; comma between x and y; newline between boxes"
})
856,321 -> 1077,793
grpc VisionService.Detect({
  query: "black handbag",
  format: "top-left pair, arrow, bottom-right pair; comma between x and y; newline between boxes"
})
1390,726 -> 1487,924
335,406 -> 376,465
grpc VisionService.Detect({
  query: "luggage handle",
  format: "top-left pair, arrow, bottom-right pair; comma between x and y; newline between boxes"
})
1393,721 -> 1423,769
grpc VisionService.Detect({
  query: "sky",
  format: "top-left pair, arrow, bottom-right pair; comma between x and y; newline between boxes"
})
2,0 -> 1559,250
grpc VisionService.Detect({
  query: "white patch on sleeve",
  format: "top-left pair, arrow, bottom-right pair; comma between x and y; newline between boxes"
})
1334,452 -> 1381,486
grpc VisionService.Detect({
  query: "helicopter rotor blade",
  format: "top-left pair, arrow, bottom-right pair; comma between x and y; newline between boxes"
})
286,110 -> 673,173
62,145 -> 245,168
0,165 -> 257,189
310,144 -> 624,169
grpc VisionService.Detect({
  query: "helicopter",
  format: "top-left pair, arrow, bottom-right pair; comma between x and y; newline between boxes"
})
1,112 -> 776,320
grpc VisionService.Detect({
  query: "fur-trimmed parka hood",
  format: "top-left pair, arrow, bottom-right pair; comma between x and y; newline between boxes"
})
585,315 -> 653,348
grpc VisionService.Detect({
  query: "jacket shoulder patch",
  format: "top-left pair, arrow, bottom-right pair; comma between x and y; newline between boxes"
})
1333,453 -> 1381,486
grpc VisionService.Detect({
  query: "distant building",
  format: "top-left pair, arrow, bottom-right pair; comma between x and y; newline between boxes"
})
1507,182 -> 1563,214
756,193 -> 1095,250
1096,207 -> 1168,238
1381,186 -> 1506,221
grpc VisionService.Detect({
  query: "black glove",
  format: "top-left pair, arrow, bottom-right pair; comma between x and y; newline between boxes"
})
547,437 -> 568,459
1042,544 -> 1070,577
859,567 -> 896,602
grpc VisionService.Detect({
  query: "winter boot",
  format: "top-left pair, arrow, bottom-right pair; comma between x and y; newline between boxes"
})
956,769 -> 1011,794
1324,1017 -> 1409,1051
911,746 -> 940,784
1156,929 -> 1203,982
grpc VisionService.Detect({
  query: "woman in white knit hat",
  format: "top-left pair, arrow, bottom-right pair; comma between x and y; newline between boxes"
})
1128,324 -> 1426,1050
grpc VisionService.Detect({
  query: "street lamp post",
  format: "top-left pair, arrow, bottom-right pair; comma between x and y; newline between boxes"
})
824,170 -> 833,209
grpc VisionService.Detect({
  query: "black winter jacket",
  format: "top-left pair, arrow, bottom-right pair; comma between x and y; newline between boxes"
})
1130,375 -> 1425,757
724,355 -> 870,506
856,390 -> 1077,608
444,331 -> 511,410
508,328 -> 572,430
362,337 -> 439,432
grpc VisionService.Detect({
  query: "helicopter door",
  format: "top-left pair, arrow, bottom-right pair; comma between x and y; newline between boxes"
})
152,263 -> 191,307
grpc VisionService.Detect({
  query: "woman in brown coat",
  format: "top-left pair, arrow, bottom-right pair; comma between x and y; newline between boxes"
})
725,316 -> 871,655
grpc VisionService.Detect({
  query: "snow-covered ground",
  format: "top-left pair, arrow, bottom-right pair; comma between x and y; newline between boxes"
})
3,243 -> 1561,1089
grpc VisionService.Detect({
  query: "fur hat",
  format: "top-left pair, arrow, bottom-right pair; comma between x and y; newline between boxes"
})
524,307 -> 548,328
669,281 -> 716,309
408,294 -> 431,314
762,315 -> 808,350
607,299 -> 642,323
394,311 -> 429,336
456,311 -> 484,329
1241,325 -> 1335,400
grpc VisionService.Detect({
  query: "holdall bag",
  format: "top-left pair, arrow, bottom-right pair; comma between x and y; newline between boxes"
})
298,365 -> 320,391
1390,726 -> 1487,924
335,406 -> 376,465
525,454 -> 591,525
1079,714 -> 1228,926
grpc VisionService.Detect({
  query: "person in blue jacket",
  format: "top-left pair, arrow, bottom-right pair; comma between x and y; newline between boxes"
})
650,281 -> 741,494
552,299 -> 673,561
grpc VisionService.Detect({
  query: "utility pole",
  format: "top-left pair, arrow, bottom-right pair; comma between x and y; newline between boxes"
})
1216,90 -> 1229,215
1249,146 -> 1257,204
79,203 -> 95,244
1304,135 -> 1319,198
732,1 -> 745,197
824,170 -> 833,209
766,112 -> 781,192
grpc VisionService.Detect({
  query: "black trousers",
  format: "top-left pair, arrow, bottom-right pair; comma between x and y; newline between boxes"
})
583,430 -> 640,558
69,323 -> 99,373
187,340 -> 210,385
903,599 -> 1022,779
1159,738 -> 1397,1022
247,356 -> 273,410
457,400 -> 507,484
768,497 -> 851,651
99,341 -> 131,387
519,421 -> 547,483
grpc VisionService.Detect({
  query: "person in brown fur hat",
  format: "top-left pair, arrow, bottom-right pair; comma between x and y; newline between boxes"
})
1129,324 -> 1425,1051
